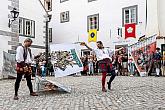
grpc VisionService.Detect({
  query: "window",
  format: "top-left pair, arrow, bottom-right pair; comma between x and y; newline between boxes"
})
48,28 -> 52,42
19,17 -> 35,38
88,0 -> 97,2
60,0 -> 69,3
60,11 -> 69,23
122,5 -> 138,26
117,28 -> 122,37
44,0 -> 52,11
87,14 -> 99,31
19,18 -> 24,35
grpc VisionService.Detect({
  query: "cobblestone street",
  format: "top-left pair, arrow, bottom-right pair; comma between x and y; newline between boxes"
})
0,76 -> 165,110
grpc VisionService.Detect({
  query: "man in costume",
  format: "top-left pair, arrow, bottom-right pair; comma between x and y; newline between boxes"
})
14,38 -> 38,100
81,41 -> 123,92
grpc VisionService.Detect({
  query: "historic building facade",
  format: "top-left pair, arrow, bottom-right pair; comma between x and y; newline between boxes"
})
50,0 -> 164,49
0,0 -> 48,78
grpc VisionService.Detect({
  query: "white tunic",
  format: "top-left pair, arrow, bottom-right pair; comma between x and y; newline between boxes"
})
16,46 -> 32,64
93,48 -> 114,61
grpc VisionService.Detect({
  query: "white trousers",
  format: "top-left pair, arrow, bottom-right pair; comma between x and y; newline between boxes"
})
156,68 -> 160,76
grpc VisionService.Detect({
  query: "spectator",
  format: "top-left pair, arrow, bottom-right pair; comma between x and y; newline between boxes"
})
154,47 -> 162,77
88,55 -> 94,75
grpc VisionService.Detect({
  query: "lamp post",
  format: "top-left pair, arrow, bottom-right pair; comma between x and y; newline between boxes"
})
45,14 -> 52,71
8,8 -> 19,28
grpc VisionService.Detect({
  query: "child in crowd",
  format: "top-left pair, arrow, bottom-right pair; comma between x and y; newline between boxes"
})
40,61 -> 46,79
154,48 -> 162,77
128,59 -> 135,76
88,55 -> 94,75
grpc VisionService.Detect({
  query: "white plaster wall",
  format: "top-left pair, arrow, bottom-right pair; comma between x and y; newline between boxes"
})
0,0 -> 11,78
31,48 -> 45,56
51,0 -> 146,48
19,0 -> 47,55
0,0 -> 10,32
156,39 -> 165,49
158,0 -> 165,36
157,0 -> 165,49
40,0 -> 44,4
0,35 -> 11,78
145,0 -> 159,37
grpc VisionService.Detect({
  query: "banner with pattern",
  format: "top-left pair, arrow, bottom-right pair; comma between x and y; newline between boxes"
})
128,34 -> 157,76
50,44 -> 83,78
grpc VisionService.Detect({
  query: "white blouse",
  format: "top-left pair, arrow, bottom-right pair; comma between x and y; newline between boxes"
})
93,48 -> 114,61
16,46 -> 33,64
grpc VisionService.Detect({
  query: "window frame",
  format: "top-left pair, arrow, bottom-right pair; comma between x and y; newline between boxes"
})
48,28 -> 52,42
60,11 -> 70,23
122,5 -> 138,27
60,0 -> 69,3
44,0 -> 52,12
19,17 -> 24,35
87,13 -> 99,32
19,17 -> 35,38
117,28 -> 122,37
88,0 -> 97,2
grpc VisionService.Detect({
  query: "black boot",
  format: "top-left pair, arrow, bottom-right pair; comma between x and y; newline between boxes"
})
13,95 -> 19,100
107,82 -> 111,90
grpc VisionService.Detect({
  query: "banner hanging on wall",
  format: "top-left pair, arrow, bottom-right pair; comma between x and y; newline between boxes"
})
2,51 -> 16,78
88,29 -> 97,42
125,23 -> 136,39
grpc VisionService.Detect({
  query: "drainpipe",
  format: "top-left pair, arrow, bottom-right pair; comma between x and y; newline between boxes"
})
145,0 -> 147,30
45,15 -> 51,74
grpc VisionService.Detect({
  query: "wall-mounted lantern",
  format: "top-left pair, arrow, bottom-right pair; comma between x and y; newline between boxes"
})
8,8 -> 19,28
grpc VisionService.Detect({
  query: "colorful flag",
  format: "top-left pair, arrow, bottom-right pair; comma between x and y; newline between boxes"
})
125,23 -> 136,39
50,44 -> 83,78
88,29 -> 97,42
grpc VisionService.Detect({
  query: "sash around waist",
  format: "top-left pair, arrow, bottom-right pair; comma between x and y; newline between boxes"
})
17,62 -> 31,67
98,58 -> 111,64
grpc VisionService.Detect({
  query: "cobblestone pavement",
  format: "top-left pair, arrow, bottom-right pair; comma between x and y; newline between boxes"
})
0,76 -> 165,110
